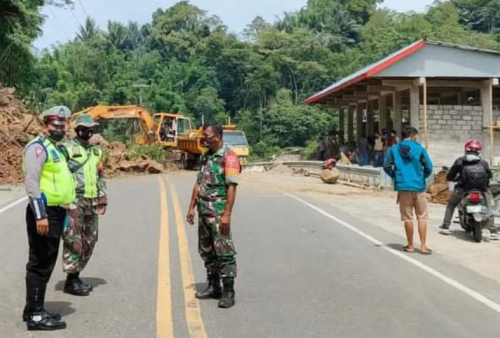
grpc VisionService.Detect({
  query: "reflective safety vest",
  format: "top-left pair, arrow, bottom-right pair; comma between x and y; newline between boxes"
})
65,142 -> 102,199
24,137 -> 75,206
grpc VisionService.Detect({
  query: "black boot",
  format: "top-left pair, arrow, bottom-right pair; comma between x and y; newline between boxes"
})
25,285 -> 66,331
64,273 -> 90,296
73,272 -> 93,292
195,275 -> 222,299
218,278 -> 235,309
79,279 -> 93,292
23,306 -> 61,322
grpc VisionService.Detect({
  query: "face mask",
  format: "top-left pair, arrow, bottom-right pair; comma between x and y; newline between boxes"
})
201,135 -> 216,148
49,130 -> 65,142
77,128 -> 94,141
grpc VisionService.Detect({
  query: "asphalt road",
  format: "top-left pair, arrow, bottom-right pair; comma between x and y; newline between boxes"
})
2,173 -> 500,338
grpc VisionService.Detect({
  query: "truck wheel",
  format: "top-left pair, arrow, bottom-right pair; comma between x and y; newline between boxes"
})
186,159 -> 196,170
472,221 -> 483,243
179,154 -> 188,170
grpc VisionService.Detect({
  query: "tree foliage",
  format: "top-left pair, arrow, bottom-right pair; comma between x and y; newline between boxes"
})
0,0 -> 71,88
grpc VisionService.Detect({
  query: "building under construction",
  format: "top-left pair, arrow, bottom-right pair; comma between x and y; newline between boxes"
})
306,40 -> 500,167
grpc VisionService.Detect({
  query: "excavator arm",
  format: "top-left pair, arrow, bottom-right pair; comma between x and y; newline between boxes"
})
72,105 -> 155,144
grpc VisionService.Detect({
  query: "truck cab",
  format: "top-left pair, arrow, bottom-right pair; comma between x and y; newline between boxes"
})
223,130 -> 250,167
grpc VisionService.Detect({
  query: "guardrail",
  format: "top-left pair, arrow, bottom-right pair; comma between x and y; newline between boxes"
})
247,161 -> 393,189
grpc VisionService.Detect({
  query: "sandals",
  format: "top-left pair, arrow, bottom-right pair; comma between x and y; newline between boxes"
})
421,249 -> 433,255
402,245 -> 414,253
402,245 -> 433,255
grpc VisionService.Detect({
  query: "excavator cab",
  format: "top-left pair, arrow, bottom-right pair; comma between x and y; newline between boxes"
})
153,113 -> 193,148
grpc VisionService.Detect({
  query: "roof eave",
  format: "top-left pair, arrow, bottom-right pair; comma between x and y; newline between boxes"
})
304,40 -> 427,105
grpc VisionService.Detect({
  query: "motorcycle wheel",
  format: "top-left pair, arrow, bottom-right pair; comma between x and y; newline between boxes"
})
472,221 -> 483,243
458,210 -> 471,233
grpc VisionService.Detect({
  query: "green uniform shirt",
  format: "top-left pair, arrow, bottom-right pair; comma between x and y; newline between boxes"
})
197,145 -> 240,216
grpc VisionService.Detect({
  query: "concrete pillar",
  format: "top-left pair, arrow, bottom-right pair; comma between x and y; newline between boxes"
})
410,86 -> 420,130
482,83 -> 492,128
348,104 -> 355,142
356,102 -> 364,140
481,80 -> 494,163
339,107 -> 345,143
367,100 -> 375,137
379,96 -> 388,132
393,92 -> 403,138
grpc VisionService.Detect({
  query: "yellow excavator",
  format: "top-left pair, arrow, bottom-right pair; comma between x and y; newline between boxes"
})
72,105 -> 250,169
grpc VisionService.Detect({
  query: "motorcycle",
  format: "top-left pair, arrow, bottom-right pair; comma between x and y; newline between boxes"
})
458,189 -> 491,243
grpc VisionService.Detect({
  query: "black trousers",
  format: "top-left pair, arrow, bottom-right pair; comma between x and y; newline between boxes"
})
26,205 -> 66,288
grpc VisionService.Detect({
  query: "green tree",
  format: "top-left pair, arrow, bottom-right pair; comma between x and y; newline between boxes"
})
77,17 -> 101,42
0,1 -> 71,88
451,0 -> 500,34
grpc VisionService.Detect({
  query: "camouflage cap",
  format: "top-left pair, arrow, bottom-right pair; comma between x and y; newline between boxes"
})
40,106 -> 72,125
74,114 -> 99,128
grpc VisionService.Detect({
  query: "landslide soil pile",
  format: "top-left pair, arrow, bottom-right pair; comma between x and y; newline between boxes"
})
428,169 -> 451,205
0,86 -> 41,185
0,85 -> 176,185
103,141 -> 172,178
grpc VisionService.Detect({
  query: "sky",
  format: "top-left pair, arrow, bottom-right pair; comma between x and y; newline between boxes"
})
34,0 -> 436,50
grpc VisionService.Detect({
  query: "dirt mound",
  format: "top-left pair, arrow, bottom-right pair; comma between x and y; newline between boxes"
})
268,163 -> 294,175
428,170 -> 451,204
103,141 -> 170,177
0,85 -> 174,184
0,85 -> 40,185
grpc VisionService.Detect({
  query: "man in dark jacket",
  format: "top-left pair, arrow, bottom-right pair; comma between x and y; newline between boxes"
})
439,140 -> 498,239
384,126 -> 434,254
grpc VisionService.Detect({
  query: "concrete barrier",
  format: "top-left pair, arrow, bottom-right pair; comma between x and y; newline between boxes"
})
247,161 -> 394,189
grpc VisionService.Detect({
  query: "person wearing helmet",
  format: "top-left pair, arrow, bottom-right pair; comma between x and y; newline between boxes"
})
22,106 -> 74,330
439,140 -> 497,238
59,114 -> 108,296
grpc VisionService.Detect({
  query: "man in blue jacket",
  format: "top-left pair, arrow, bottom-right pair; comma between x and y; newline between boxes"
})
384,126 -> 434,255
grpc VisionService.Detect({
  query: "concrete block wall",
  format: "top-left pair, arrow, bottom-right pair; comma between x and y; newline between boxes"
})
418,105 -> 500,168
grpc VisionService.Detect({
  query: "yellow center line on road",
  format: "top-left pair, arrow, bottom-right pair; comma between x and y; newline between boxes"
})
157,176 -> 175,338
166,177 -> 209,338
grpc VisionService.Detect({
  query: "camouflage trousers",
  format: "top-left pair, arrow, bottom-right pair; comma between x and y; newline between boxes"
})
198,213 -> 237,279
63,198 -> 99,274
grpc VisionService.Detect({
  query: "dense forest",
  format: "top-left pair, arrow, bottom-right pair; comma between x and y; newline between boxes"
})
2,0 -> 500,158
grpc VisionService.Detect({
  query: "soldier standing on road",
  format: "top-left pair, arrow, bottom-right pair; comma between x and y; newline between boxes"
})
60,114 -> 107,296
186,124 -> 241,309
23,106 -> 74,331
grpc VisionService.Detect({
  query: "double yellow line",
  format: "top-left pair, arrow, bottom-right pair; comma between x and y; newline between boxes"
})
157,176 -> 208,338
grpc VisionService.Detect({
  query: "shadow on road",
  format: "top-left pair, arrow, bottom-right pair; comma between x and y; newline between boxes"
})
449,229 -> 475,242
384,243 -> 405,251
449,229 -> 498,243
45,301 -> 76,317
54,277 -> 108,291
380,243 -> 435,255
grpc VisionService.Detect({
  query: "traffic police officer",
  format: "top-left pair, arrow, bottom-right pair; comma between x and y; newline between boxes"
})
23,106 -> 74,330
60,114 -> 107,296
187,124 -> 241,309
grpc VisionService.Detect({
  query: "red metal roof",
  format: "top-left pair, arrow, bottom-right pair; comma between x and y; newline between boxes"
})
305,40 -> 427,104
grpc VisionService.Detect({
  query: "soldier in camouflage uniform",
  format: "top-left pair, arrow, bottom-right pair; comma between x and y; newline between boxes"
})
187,124 -> 241,309
60,114 -> 107,296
